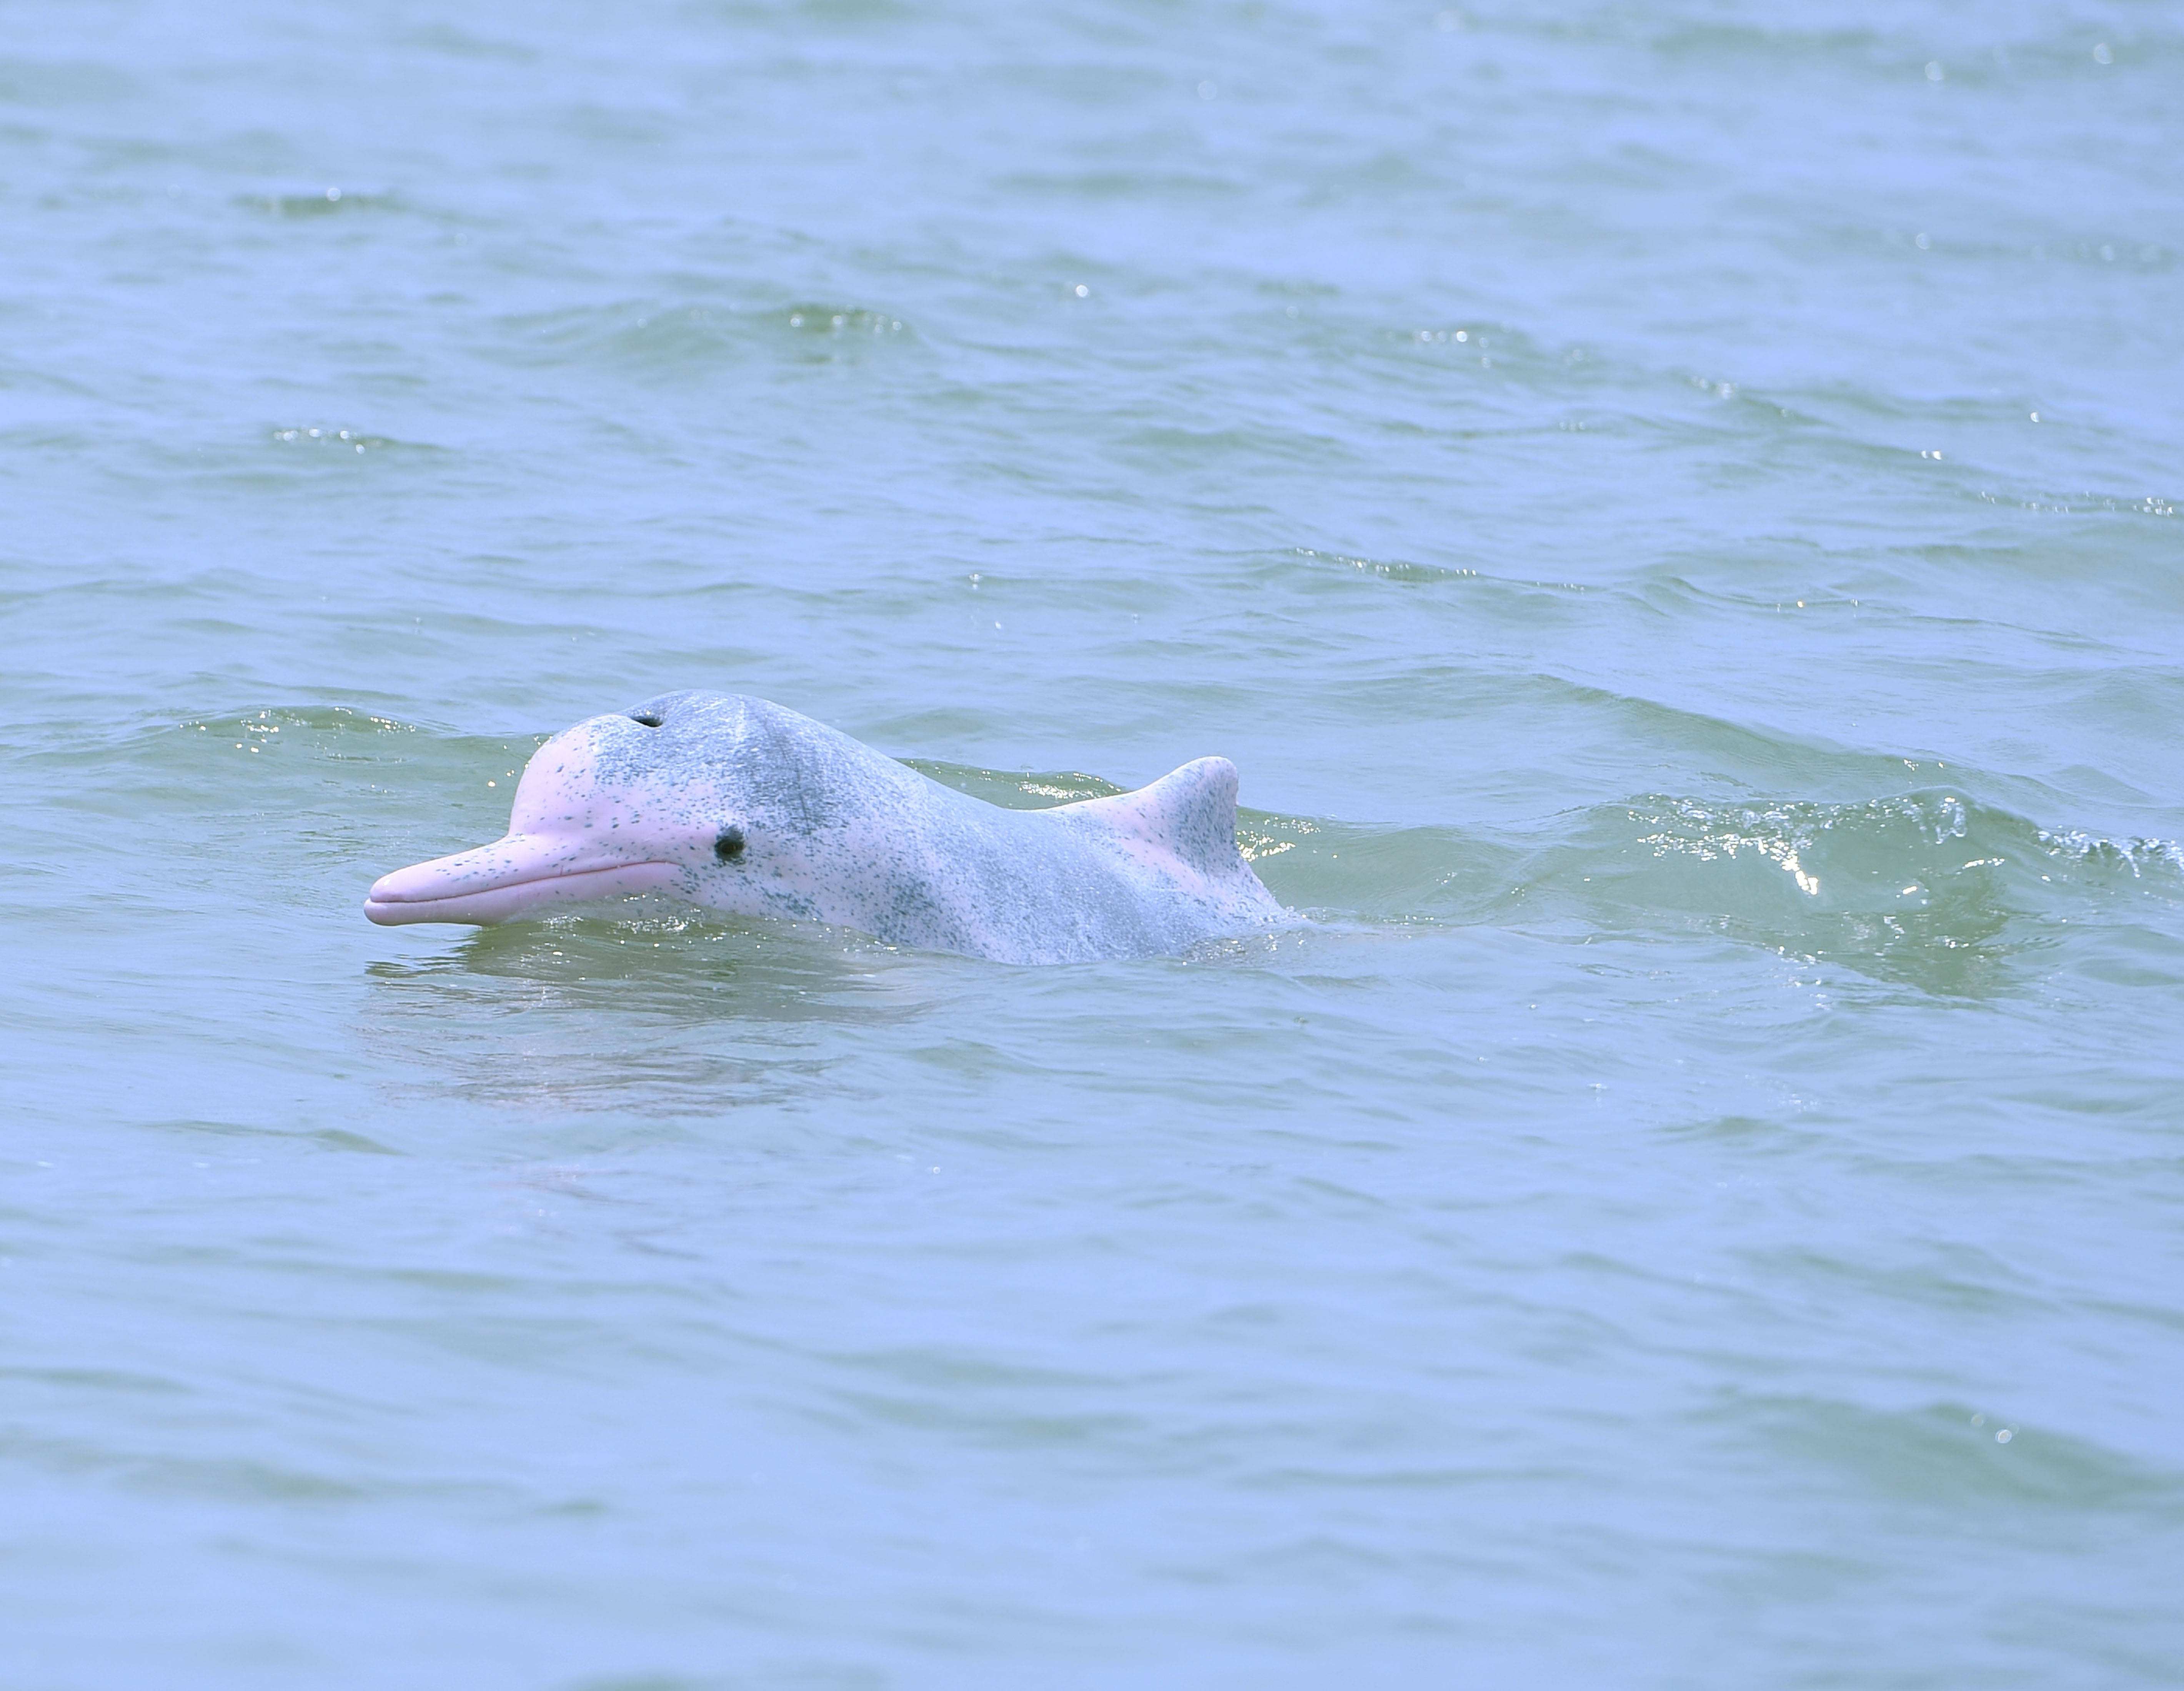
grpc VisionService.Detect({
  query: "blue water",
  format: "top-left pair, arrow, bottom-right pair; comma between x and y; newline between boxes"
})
4,2 -> 2182,1684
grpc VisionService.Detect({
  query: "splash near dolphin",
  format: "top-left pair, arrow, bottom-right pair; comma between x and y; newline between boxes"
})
364,692 -> 1288,963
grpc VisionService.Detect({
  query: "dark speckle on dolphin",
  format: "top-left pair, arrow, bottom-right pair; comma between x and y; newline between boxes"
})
363,692 -> 1293,963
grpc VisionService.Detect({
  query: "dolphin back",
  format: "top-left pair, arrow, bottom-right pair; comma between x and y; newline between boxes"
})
1055,758 -> 1272,902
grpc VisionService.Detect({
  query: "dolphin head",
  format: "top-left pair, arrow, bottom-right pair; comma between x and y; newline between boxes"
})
363,691 -> 842,926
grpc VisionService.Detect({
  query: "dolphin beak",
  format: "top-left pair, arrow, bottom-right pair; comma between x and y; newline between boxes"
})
362,834 -> 682,926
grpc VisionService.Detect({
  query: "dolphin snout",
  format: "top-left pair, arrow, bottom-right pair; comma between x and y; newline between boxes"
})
363,833 -> 681,926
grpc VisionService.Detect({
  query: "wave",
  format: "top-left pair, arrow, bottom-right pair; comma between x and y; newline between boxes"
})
1236,786 -> 2183,995
485,301 -> 913,381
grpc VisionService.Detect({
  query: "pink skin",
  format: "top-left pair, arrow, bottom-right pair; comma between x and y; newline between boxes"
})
363,690 -> 1289,959
363,718 -> 699,926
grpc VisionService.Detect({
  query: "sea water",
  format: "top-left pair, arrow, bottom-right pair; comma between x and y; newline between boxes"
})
3,2 -> 2181,1685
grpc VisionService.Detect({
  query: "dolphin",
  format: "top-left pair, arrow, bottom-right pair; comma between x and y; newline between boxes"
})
363,691 -> 1289,963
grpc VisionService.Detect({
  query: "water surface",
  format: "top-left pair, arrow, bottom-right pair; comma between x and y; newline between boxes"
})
4,2 -> 2182,1685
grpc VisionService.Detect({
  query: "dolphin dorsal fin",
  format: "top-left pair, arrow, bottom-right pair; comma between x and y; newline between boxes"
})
1064,757 -> 1247,882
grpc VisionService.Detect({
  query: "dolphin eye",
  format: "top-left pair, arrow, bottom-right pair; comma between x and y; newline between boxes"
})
714,825 -> 746,863
628,711 -> 664,728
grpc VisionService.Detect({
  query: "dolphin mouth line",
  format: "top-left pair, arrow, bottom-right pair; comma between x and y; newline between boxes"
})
363,860 -> 682,927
